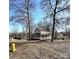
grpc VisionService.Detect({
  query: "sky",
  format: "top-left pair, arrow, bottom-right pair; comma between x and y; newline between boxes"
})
9,0 -> 44,32
9,0 -> 69,33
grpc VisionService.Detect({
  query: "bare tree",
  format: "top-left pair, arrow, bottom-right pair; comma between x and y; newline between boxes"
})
9,0 -> 35,40
41,0 -> 70,41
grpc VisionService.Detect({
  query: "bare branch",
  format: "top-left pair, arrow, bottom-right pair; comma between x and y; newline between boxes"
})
56,5 -> 70,13
48,0 -> 54,12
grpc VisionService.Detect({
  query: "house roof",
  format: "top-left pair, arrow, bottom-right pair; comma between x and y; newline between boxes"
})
34,27 -> 45,33
34,26 -> 51,32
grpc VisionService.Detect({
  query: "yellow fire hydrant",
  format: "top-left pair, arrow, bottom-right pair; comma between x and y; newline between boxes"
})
9,37 -> 16,52
11,42 -> 16,52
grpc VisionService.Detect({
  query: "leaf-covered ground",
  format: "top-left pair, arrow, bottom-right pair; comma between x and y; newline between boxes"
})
9,40 -> 70,59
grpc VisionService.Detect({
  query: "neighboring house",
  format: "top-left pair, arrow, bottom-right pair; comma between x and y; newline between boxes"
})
56,33 -> 63,39
55,32 -> 69,40
31,27 -> 51,40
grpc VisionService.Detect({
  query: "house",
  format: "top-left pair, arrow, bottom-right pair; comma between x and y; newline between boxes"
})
31,27 -> 51,40
55,32 -> 69,40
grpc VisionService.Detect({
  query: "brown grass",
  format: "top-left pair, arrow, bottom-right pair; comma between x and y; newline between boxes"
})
9,40 -> 70,59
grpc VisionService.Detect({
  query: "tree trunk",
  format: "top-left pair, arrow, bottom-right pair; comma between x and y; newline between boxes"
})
25,0 -> 31,40
27,0 -> 31,40
51,0 -> 58,42
51,14 -> 55,41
